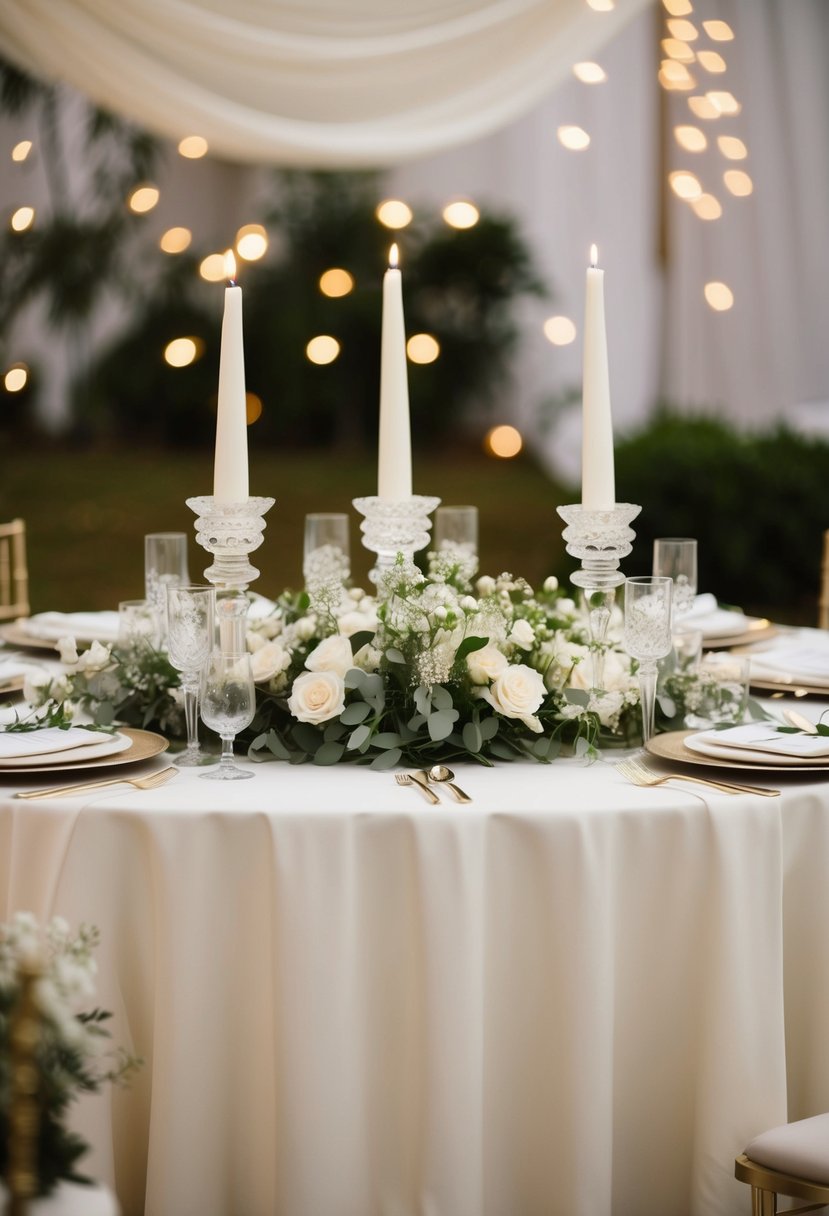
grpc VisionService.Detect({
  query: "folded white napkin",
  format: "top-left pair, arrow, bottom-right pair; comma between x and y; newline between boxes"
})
681,593 -> 749,639
0,726 -> 108,760
0,657 -> 41,682
692,722 -> 829,759
746,638 -> 829,685
23,612 -> 120,644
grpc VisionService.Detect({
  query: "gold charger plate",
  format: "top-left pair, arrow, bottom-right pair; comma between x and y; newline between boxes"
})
0,623 -> 60,653
749,676 -> 829,699
703,620 -> 776,649
646,729 -> 829,775
2,728 -> 168,777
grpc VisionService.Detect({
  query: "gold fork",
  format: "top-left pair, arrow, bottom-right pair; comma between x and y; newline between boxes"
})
395,772 -> 440,805
15,765 -> 178,800
617,757 -> 779,798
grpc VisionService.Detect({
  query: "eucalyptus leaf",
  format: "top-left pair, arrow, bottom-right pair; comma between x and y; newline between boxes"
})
455,635 -> 488,661
345,669 -> 368,691
313,741 -> 346,766
372,731 -> 403,750
369,747 -> 403,771
324,721 -> 348,742
431,685 -> 454,712
408,713 -> 427,731
347,723 -> 372,751
93,702 -> 115,726
574,735 -> 590,757
385,647 -> 406,664
340,700 -> 372,725
291,722 -> 322,754
428,708 -> 459,742
463,721 -> 483,753
414,686 -> 432,716
489,739 -> 518,760
265,731 -> 292,760
479,715 -> 499,740
349,631 -> 375,654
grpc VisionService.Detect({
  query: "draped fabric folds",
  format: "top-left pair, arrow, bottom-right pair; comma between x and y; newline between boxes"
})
0,0 -> 652,166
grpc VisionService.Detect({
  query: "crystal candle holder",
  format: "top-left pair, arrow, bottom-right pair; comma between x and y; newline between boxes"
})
353,495 -> 441,585
557,502 -> 642,692
186,496 -> 275,591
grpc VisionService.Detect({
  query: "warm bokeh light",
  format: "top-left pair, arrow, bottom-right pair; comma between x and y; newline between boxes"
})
688,95 -> 720,120
703,20 -> 734,41
557,125 -> 590,150
704,281 -> 734,311
306,335 -> 340,365
543,315 -> 577,346
10,206 -> 34,232
659,61 -> 695,90
407,333 -> 440,364
442,200 -> 480,229
669,170 -> 702,200
376,199 -> 413,229
485,425 -> 523,459
319,268 -> 354,297
128,184 -> 159,213
661,38 -> 695,63
160,226 -> 192,254
674,125 -> 707,152
586,0 -> 614,10
199,253 -> 228,282
692,193 -> 723,220
246,392 -> 263,425
707,91 -> 741,115
573,61 -> 607,83
164,337 -> 203,368
697,50 -> 726,73
663,0 -> 693,14
178,135 -> 208,159
724,169 -> 753,197
667,18 -> 698,41
718,135 -> 748,160
11,140 -> 31,162
236,223 -> 268,261
4,364 -> 28,392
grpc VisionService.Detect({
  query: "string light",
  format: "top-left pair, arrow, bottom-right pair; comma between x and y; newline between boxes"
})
687,96 -> 721,119
674,125 -> 707,152
724,169 -> 753,197
696,50 -> 726,73
236,223 -> 268,261
669,170 -> 702,200
691,193 -> 722,220
178,135 -> 208,159
586,0 -> 615,10
376,200 -> 413,229
557,125 -> 591,150
10,206 -> 34,232
442,200 -> 480,229
407,334 -> 440,363
246,392 -> 263,424
164,337 -> 203,367
667,18 -> 698,41
707,91 -> 741,115
703,20 -> 734,41
485,425 -> 523,458
659,61 -> 695,90
662,0 -> 693,14
306,335 -> 340,365
128,185 -> 159,213
199,253 -> 228,282
573,62 -> 607,83
704,282 -> 734,311
11,140 -> 31,162
4,365 -> 28,392
543,316 -> 577,345
718,135 -> 748,160
160,227 -> 192,254
319,269 -> 354,297
662,38 -> 695,63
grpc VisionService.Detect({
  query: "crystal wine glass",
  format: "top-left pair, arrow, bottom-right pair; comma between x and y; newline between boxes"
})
624,575 -> 673,744
165,585 -> 216,767
653,538 -> 697,620
145,533 -> 190,638
303,513 -> 350,586
433,505 -> 478,556
199,649 -> 256,781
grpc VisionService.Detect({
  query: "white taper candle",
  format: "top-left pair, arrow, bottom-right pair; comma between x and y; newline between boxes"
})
581,244 -> 615,510
377,244 -> 412,500
213,252 -> 249,504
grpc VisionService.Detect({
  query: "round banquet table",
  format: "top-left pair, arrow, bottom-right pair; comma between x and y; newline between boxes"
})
2,744 -> 829,1216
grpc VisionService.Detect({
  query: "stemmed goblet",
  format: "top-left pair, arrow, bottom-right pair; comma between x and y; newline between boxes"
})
303,513 -> 350,587
199,649 -> 256,780
165,585 -> 216,767
624,576 -> 673,744
433,505 -> 478,557
145,532 -> 190,638
653,538 -> 697,621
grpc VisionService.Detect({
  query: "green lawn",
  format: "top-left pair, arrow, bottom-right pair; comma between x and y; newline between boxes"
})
2,445 -> 569,611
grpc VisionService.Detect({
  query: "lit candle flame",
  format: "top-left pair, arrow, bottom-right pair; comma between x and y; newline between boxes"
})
224,249 -> 237,284
590,243 -> 598,268
389,243 -> 399,269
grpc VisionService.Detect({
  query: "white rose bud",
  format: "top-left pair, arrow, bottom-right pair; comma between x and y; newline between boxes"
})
246,630 -> 267,653
288,670 -> 346,725
508,619 -> 535,650
460,596 -> 477,612
337,610 -> 377,638
481,663 -> 545,732
466,644 -> 509,685
353,643 -> 382,672
543,575 -> 559,593
476,575 -> 496,597
76,640 -> 111,673
293,616 -> 317,641
557,597 -> 576,616
57,635 -> 79,665
434,605 -> 448,622
305,634 -> 354,679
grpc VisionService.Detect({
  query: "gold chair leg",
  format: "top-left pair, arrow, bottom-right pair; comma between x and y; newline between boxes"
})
752,1186 -> 777,1216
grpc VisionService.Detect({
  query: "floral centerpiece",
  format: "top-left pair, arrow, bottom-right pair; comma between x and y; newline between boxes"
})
0,914 -> 140,1196
18,544 -> 758,767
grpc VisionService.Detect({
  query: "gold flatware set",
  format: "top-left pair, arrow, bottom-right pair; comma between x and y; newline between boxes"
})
617,756 -> 779,798
395,765 -> 472,804
15,765 -> 177,800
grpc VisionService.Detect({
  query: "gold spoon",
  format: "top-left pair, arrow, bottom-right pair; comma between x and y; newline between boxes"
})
426,765 -> 472,803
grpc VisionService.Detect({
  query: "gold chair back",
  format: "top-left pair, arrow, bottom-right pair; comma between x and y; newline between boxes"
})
6,962 -> 41,1216
0,519 -> 29,622
820,529 -> 829,630
735,1151 -> 829,1215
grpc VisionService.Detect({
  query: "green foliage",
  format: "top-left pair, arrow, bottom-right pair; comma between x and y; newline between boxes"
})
558,412 -> 829,619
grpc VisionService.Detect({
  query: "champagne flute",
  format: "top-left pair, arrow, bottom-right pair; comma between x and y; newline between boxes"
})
199,649 -> 256,780
165,585 -> 216,767
303,513 -> 350,586
653,538 -> 697,620
145,533 -> 190,639
624,576 -> 673,744
433,505 -> 478,556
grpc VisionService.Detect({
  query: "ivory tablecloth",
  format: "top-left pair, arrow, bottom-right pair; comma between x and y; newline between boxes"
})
2,754 -> 828,1216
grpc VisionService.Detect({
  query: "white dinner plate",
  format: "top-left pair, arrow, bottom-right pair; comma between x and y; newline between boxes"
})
684,730 -> 829,767
646,730 -> 829,774
0,732 -> 132,769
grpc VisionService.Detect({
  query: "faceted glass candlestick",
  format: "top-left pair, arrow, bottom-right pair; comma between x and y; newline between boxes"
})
186,495 -> 275,591
557,502 -> 642,692
353,495 -> 441,585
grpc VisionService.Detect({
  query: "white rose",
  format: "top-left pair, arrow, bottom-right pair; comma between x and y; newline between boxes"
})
601,650 -> 636,693
589,689 -> 625,729
22,668 -> 56,705
305,634 -> 353,679
353,643 -> 382,672
250,640 -> 290,683
246,630 -> 267,653
337,609 -> 377,638
293,616 -> 316,641
466,644 -> 509,685
288,670 -> 346,725
481,663 -> 546,731
508,619 -> 535,650
76,640 -> 111,673
476,575 -> 496,596
552,638 -> 591,690
557,597 -> 576,616
57,636 -> 78,665
543,575 -> 559,593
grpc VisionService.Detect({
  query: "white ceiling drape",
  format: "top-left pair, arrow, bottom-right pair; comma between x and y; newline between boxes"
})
0,0 -> 651,166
